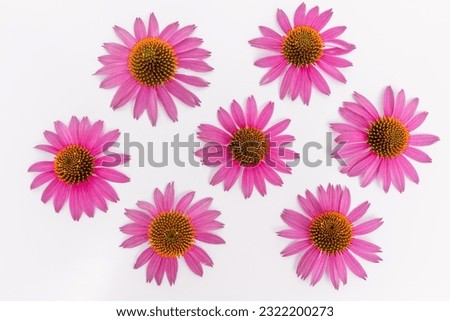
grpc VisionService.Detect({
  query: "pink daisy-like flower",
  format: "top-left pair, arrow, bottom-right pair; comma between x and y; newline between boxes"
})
29,116 -> 130,221
96,13 -> 212,125
331,87 -> 439,192
196,96 -> 298,198
120,182 -> 224,285
249,3 -> 355,105
278,184 -> 382,290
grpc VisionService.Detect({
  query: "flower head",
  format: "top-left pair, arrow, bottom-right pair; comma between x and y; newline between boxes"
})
96,13 -> 212,125
29,116 -> 130,220
196,96 -> 298,198
331,87 -> 439,192
278,184 -> 382,289
249,3 -> 355,105
120,183 -> 224,285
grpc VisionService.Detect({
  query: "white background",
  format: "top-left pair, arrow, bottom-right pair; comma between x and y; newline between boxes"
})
1,0 -> 449,300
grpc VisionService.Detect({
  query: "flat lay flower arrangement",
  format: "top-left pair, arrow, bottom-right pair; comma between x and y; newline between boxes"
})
28,2 -> 439,290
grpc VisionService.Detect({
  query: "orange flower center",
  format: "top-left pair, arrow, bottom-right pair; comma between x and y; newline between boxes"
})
309,211 -> 352,254
229,128 -> 269,167
128,37 -> 178,87
148,211 -> 195,258
282,26 -> 324,67
54,144 -> 94,184
367,116 -> 410,158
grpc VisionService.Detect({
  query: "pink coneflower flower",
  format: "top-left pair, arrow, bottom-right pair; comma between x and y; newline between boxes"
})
331,87 -> 439,192
196,96 -> 298,198
120,182 -> 224,285
96,13 -> 212,125
278,184 -> 382,290
29,116 -> 130,221
249,3 -> 355,105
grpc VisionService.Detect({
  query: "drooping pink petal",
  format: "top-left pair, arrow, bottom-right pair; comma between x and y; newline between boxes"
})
147,88 -> 158,126
110,78 -> 139,109
154,258 -> 166,285
259,163 -> 283,186
53,182 -> 69,212
133,87 -> 149,119
196,232 -> 225,244
310,253 -> 328,286
279,65 -> 296,99
396,155 -> 419,184
349,245 -> 382,263
146,255 -> 162,283
242,167 -> 255,199
165,258 -> 178,285
316,60 -> 346,83
190,245 -> 214,266
223,163 -> 241,191
260,61 -> 287,85
253,166 -> 267,196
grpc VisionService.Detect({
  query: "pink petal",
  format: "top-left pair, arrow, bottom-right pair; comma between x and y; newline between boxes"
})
383,86 -> 395,117
406,111 -> 428,131
311,8 -> 333,31
253,166 -> 267,196
399,98 -> 419,123
409,134 -> 439,146
35,144 -> 58,154
44,130 -> 63,149
347,201 -> 370,223
133,87 -> 149,119
281,240 -> 311,257
125,209 -> 152,225
147,88 -> 158,126
297,247 -> 320,279
277,229 -> 309,239
163,182 -> 175,210
134,247 -> 155,269
299,68 -> 312,105
242,167 -> 254,199
260,61 -> 287,85
316,60 -> 346,83
148,13 -> 159,37
120,234 -> 148,248
153,188 -> 164,212
361,157 -> 381,187
133,18 -> 147,41
167,24 -> 196,46
396,155 -> 419,184
94,168 -> 129,183
305,6 -> 319,26
279,65 -> 295,99
353,218 -> 383,235
175,191 -> 195,212
113,25 -> 136,48
246,96 -> 258,127
258,26 -> 283,40
393,89 -> 406,118
177,48 -> 211,59
120,223 -> 148,235
310,253 -> 328,286
342,250 -> 367,279
352,92 -> 379,120
174,73 -> 209,87
349,245 -> 382,263
178,59 -> 213,72
100,72 -> 131,89
146,255 -> 162,283
28,161 -> 53,173
187,197 -> 213,218
276,9 -> 292,33
328,255 -> 340,289
196,232 -> 225,244
156,86 -> 178,122
154,258 -> 166,285
173,37 -> 203,54
165,80 -> 201,107
110,78 -> 139,109
159,21 -> 179,41
255,102 -> 274,129
190,245 -> 214,266
254,55 -> 284,68
293,3 -> 306,26
404,147 -> 432,163
265,119 -> 290,137
166,258 -> 178,285
68,186 -> 82,220
259,163 -> 283,186
230,100 -> 246,128
321,26 -> 346,41
217,107 -> 237,134
53,182 -> 69,213
184,251 -> 203,276
281,209 -> 310,230
390,159 -> 406,192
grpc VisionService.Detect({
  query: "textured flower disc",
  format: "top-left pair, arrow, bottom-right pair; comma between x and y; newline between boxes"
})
282,26 -> 324,67
229,128 -> 269,167
128,38 -> 178,87
54,144 -> 94,184
149,211 -> 195,258
368,116 -> 410,158
309,211 -> 353,254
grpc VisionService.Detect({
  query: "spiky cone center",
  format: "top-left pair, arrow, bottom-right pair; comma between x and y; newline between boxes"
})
367,116 -> 410,158
229,127 -> 269,167
309,211 -> 353,254
148,211 -> 195,258
54,144 -> 94,184
282,26 -> 324,67
128,37 -> 178,87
